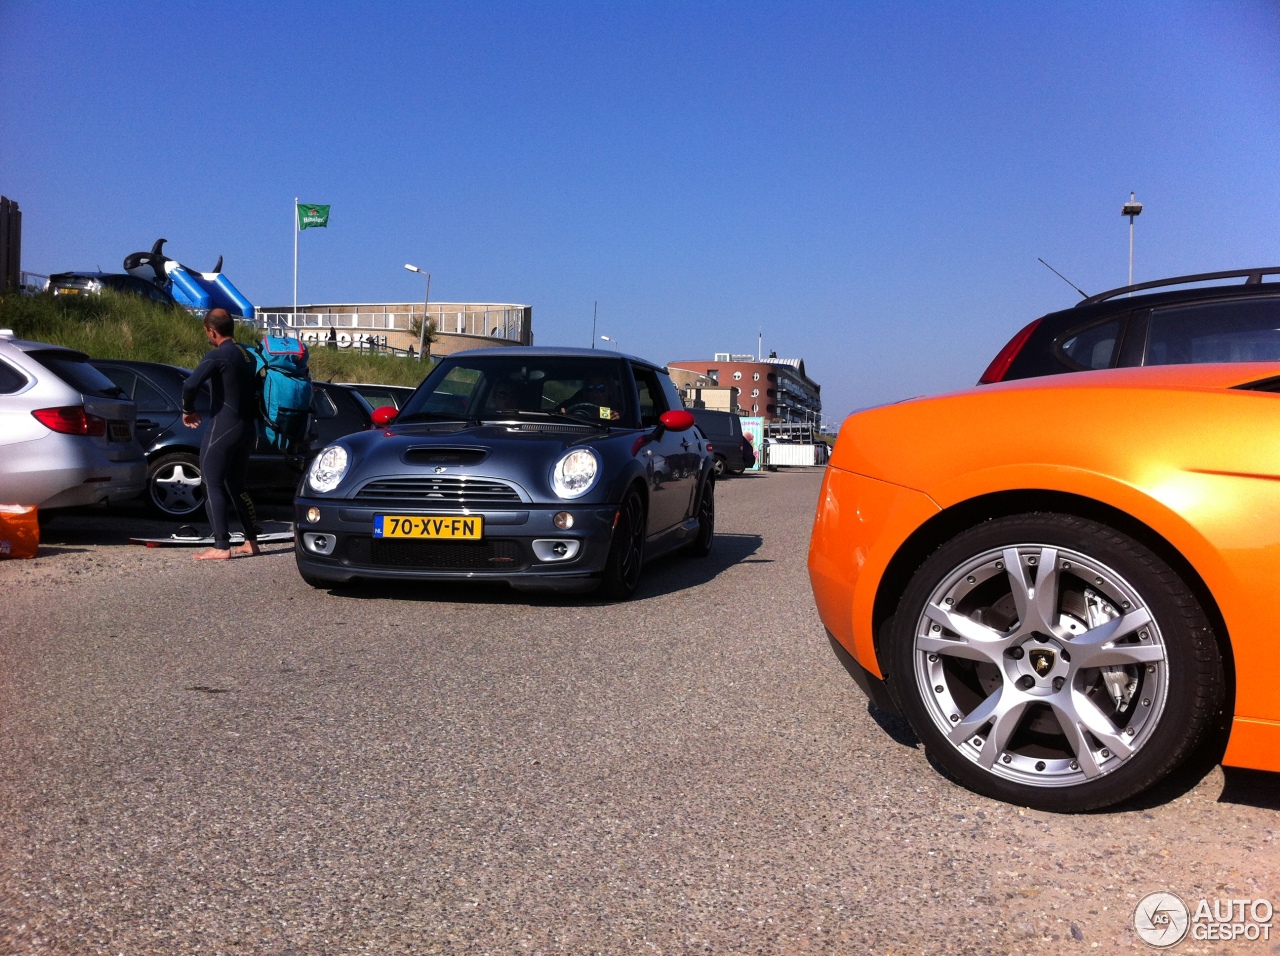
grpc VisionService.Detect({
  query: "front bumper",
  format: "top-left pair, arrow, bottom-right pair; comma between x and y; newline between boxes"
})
293,497 -> 620,592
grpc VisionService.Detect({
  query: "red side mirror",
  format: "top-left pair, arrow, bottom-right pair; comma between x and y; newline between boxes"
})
371,405 -> 398,427
660,409 -> 695,432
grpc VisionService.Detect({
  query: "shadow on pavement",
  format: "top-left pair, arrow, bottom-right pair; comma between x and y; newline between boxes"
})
1217,768 -> 1280,809
867,703 -> 920,749
33,500 -> 295,548
324,531 -> 765,607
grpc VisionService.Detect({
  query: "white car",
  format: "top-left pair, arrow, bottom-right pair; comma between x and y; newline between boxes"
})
0,330 -> 146,510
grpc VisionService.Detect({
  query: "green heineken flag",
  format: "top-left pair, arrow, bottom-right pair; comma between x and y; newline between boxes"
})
298,203 -> 330,230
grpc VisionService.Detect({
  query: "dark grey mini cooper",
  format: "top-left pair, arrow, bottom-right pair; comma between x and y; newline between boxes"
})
294,347 -> 715,599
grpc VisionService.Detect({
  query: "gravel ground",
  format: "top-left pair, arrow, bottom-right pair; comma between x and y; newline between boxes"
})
1,469 -> 1276,955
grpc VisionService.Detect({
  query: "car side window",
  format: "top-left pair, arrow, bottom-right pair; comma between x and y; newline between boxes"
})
312,387 -> 339,419
1056,319 -> 1122,370
0,358 -> 29,394
1146,298 -> 1280,365
97,367 -> 138,398
630,366 -> 669,428
132,374 -> 175,412
658,372 -> 686,412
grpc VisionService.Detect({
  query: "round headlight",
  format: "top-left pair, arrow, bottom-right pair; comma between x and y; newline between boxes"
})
551,448 -> 599,499
307,444 -> 350,493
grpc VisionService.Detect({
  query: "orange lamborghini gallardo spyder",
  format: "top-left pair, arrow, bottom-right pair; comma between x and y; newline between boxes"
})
808,362 -> 1280,811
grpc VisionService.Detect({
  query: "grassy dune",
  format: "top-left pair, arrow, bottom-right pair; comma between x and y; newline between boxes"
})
0,292 -> 433,388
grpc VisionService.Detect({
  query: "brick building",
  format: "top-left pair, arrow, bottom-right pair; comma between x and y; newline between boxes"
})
668,352 -> 821,425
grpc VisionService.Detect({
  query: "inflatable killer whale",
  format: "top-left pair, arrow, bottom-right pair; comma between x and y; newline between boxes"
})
124,238 -> 254,318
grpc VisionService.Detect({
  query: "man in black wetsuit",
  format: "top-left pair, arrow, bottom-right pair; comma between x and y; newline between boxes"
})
181,309 -> 262,561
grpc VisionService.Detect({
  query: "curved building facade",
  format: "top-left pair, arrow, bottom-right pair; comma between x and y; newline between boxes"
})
254,302 -> 533,357
669,352 -> 821,425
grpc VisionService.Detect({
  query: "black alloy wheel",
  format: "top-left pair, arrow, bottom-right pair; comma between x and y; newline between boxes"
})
687,477 -> 715,557
886,513 -> 1224,812
599,487 -> 646,600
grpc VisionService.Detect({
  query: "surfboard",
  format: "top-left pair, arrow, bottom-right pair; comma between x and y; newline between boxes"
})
129,530 -> 295,548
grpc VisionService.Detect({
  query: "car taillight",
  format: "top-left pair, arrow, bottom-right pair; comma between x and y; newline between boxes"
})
32,406 -> 108,436
978,318 -> 1041,384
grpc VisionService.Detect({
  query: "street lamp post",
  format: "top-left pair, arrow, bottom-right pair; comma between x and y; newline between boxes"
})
599,335 -> 619,351
1122,192 -> 1143,289
404,264 -> 431,361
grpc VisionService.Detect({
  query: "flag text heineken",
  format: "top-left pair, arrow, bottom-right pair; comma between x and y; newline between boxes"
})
298,204 -> 330,229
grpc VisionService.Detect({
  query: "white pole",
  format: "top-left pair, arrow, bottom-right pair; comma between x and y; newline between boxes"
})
293,198 -> 298,319
418,273 -> 431,361
1128,214 -> 1135,287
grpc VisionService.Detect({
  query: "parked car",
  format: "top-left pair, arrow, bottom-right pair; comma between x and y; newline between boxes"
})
295,347 -> 716,599
90,359 -> 376,518
338,382 -> 416,412
687,408 -> 749,476
980,266 -> 1280,384
809,361 -> 1280,812
47,272 -> 179,308
0,331 -> 146,510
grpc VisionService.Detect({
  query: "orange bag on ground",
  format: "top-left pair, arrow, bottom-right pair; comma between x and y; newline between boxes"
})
0,504 -> 39,559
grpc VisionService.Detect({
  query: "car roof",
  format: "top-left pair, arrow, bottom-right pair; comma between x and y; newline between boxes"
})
445,345 -> 664,370
0,330 -> 89,357
1038,273 -> 1280,330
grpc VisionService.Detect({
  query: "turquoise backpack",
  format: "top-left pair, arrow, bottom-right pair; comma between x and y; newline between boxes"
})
242,336 -> 313,453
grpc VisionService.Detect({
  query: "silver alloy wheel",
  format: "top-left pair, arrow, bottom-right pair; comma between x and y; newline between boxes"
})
911,543 -> 1169,788
150,457 -> 206,516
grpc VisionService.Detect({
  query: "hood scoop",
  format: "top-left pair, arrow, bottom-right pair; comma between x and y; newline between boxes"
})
403,447 -> 489,466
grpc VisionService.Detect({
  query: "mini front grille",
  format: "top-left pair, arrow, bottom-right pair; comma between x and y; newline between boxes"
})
346,536 -> 526,571
354,476 -> 523,505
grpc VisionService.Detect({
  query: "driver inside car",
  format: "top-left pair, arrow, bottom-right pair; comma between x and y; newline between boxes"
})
557,371 -> 623,421
486,379 -> 523,413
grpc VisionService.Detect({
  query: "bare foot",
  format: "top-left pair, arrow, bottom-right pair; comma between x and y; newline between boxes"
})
193,547 -> 232,561
232,541 -> 262,557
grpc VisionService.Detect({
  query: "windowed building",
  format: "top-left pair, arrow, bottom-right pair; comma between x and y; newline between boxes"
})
668,352 -> 821,426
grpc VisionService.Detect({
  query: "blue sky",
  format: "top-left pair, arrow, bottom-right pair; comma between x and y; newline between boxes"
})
4,1 -> 1278,420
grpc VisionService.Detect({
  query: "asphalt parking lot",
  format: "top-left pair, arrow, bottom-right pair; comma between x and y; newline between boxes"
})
2,468 -> 1276,955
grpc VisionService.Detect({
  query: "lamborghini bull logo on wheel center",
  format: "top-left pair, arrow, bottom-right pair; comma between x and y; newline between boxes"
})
1029,648 -> 1055,676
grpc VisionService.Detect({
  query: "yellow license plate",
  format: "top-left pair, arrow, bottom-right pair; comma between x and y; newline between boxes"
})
374,515 -> 483,539
109,422 -> 131,441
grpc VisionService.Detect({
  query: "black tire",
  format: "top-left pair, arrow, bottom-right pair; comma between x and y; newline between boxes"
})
598,487 -> 646,600
687,477 -> 715,558
147,452 -> 206,518
886,513 -> 1224,812
712,456 -> 727,478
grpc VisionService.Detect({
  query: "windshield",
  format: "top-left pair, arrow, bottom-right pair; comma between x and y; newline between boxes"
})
398,355 -> 634,425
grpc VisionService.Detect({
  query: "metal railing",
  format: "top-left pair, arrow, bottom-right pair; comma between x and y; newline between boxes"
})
18,271 -> 48,294
251,306 -> 527,342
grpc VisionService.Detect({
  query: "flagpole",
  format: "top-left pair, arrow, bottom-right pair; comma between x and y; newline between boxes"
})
292,197 -> 298,320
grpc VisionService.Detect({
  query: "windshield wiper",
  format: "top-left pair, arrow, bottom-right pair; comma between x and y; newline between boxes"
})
492,409 -> 610,430
393,410 -> 475,425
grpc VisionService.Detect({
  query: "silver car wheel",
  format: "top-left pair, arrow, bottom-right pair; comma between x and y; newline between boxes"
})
912,543 -> 1169,788
149,455 -> 206,517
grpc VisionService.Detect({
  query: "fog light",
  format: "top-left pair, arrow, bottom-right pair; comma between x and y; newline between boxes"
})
302,532 -> 336,555
306,507 -> 321,524
553,511 -> 574,529
532,539 -> 581,562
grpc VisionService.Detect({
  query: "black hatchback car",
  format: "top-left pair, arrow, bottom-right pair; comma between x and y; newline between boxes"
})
295,347 -> 716,599
980,266 -> 1280,383
90,359 -> 374,518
